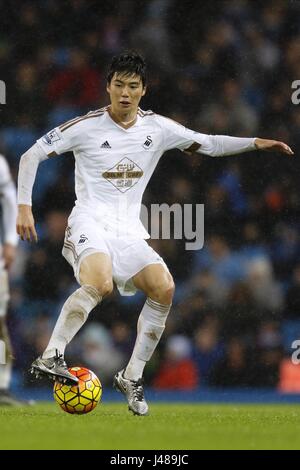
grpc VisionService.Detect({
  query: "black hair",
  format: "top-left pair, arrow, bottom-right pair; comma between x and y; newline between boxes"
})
106,51 -> 147,87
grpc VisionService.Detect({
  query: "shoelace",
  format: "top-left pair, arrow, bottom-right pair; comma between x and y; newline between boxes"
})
131,379 -> 145,402
54,351 -> 67,369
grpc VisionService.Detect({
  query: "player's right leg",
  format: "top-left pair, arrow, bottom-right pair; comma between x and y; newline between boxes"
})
31,252 -> 113,384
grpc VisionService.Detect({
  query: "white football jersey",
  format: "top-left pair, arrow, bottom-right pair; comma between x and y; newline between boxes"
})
36,106 -> 248,239
0,154 -> 12,189
0,154 -> 18,268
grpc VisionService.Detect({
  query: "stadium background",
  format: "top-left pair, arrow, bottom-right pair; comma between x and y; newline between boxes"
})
1,0 -> 300,395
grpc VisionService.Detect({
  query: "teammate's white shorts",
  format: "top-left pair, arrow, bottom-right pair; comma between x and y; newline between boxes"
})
0,268 -> 9,318
62,212 -> 168,296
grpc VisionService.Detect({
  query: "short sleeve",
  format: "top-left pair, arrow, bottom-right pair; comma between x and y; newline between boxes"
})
0,154 -> 12,187
156,114 -> 212,153
36,123 -> 78,156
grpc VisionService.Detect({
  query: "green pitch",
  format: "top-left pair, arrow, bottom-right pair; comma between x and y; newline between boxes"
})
0,402 -> 300,450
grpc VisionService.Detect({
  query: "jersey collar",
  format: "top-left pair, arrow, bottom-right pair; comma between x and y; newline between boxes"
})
106,106 -> 140,131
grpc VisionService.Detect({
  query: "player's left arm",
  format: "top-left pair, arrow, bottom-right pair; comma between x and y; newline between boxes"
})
156,115 -> 294,157
184,134 -> 294,157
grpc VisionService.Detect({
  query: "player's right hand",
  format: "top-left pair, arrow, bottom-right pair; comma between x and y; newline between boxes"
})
16,205 -> 38,242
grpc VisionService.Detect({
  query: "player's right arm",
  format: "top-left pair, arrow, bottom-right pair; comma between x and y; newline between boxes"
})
17,123 -> 78,242
17,144 -> 47,242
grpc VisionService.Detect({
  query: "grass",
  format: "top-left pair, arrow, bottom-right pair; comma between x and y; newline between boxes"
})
0,402 -> 300,449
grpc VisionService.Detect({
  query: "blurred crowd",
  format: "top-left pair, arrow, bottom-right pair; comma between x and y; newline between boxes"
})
2,0 -> 300,391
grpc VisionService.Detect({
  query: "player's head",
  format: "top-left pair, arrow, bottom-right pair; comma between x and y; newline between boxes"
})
106,51 -> 147,113
107,50 -> 147,87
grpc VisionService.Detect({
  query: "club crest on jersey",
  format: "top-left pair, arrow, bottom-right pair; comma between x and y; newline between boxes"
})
102,157 -> 144,193
143,136 -> 153,149
42,129 -> 61,146
78,234 -> 88,244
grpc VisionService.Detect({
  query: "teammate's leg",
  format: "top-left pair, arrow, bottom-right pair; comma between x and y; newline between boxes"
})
0,270 -> 21,405
0,319 -> 14,405
31,252 -> 113,383
0,317 -> 12,387
114,263 -> 174,415
0,270 -> 11,390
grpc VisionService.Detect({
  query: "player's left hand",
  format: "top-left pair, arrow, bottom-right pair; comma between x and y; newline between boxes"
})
3,243 -> 17,270
254,138 -> 294,156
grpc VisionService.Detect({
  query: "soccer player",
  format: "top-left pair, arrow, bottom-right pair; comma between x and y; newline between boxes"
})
16,51 -> 293,416
0,154 -> 19,405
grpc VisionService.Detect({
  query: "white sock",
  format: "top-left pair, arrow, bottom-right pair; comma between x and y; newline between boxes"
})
0,362 -> 12,390
43,285 -> 102,358
124,297 -> 171,381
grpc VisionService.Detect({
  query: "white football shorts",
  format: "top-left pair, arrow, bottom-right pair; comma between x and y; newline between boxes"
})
62,212 -> 168,296
0,268 -> 9,318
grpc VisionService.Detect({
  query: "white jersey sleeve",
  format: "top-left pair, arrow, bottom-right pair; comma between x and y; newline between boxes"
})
36,120 -> 80,156
156,114 -> 256,157
0,154 -> 11,187
19,112 -> 99,205
0,155 -> 18,246
17,144 -> 48,205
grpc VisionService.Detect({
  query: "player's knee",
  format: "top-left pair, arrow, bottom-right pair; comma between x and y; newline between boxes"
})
149,277 -> 175,305
99,279 -> 114,298
162,278 -> 175,304
0,301 -> 7,321
79,263 -> 113,298
87,278 -> 113,298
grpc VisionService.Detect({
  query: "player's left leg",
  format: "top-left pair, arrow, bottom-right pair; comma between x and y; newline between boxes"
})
127,263 -> 174,378
114,263 -> 174,415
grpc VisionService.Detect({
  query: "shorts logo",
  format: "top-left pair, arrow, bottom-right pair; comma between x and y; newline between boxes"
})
42,129 -> 61,146
143,136 -> 153,149
78,234 -> 88,244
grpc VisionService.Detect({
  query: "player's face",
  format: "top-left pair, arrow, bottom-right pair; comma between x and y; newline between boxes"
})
107,73 -> 146,115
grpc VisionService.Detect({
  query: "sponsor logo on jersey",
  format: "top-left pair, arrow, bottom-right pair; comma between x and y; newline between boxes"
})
103,157 -> 144,193
42,129 -> 61,146
143,136 -> 153,149
100,141 -> 111,149
78,234 -> 88,244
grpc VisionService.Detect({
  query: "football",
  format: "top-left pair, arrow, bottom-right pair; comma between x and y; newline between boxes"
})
53,367 -> 102,414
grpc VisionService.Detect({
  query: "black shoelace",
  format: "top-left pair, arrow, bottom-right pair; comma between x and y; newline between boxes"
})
132,379 -> 145,402
54,350 -> 67,369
